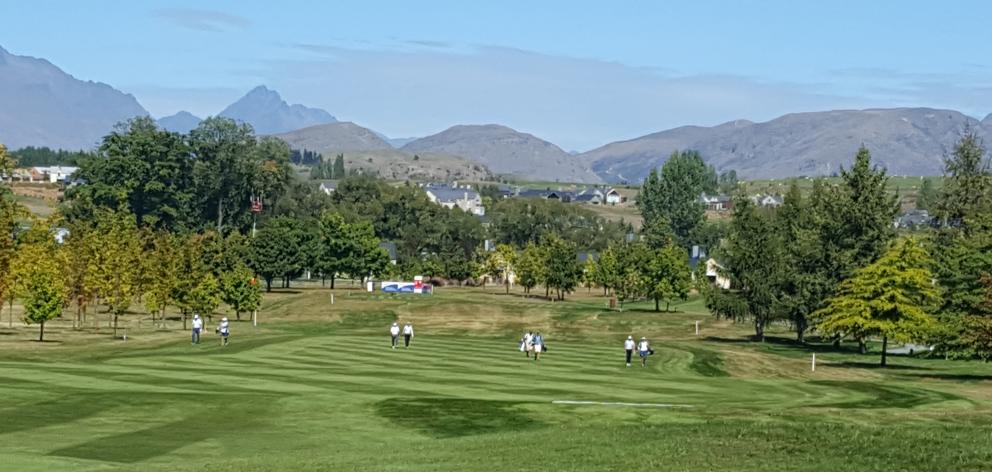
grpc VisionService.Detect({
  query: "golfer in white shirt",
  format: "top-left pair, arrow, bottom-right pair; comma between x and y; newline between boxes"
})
389,322 -> 400,349
402,323 -> 414,348
624,335 -> 635,367
191,314 -> 204,345
638,337 -> 651,367
217,317 -> 230,346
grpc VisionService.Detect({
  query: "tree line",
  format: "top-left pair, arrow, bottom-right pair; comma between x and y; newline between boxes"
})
698,133 -> 992,365
0,117 -> 638,339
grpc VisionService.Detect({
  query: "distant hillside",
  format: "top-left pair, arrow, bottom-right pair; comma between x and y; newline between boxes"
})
156,111 -> 202,134
273,122 -> 394,153
582,108 -> 990,182
219,86 -> 336,135
403,124 -> 601,183
0,45 -> 148,150
318,149 -> 492,182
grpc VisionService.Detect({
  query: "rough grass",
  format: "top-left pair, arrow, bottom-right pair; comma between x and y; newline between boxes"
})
0,286 -> 990,471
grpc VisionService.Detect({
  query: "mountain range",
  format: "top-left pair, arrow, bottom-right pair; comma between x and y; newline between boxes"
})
402,124 -> 602,183
580,108 -> 991,181
0,45 -> 148,150
3,44 -> 992,182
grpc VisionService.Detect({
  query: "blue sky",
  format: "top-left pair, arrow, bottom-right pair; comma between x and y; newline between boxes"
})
3,0 -> 992,150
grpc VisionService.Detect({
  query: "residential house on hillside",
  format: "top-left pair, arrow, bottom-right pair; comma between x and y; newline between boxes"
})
605,188 -> 624,205
318,181 -> 337,195
753,194 -> 784,208
517,188 -> 573,202
705,258 -> 732,289
895,209 -> 933,229
424,183 -> 486,216
30,166 -> 78,183
572,188 -> 604,204
699,194 -> 733,211
379,241 -> 398,265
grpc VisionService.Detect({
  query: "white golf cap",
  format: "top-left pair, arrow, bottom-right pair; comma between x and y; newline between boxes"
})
222,317 -> 228,322
627,335 -> 633,339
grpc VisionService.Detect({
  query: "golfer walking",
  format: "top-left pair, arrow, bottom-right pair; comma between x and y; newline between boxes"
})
191,314 -> 204,345
638,337 -> 651,367
532,332 -> 544,361
390,322 -> 400,349
217,317 -> 230,346
402,322 -> 414,348
624,335 -> 635,367
521,331 -> 534,358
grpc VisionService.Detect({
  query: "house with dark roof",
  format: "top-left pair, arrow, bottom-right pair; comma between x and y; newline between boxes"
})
516,188 -> 573,202
424,184 -> 486,216
895,209 -> 933,229
378,241 -> 398,265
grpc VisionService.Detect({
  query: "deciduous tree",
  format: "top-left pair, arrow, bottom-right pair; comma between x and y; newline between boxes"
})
814,238 -> 939,366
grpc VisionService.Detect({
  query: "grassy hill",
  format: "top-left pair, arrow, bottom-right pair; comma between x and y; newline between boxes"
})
0,285 -> 989,471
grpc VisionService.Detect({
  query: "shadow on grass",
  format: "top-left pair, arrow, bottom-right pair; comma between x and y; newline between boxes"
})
830,361 -> 931,371
903,373 -> 992,382
374,397 -> 543,439
704,336 -> 867,354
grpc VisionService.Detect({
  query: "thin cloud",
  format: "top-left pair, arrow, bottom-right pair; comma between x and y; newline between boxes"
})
153,8 -> 251,33
404,39 -> 451,49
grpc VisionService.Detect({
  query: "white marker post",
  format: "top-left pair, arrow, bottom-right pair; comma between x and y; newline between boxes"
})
695,321 -> 700,336
331,294 -> 335,305
253,310 -> 258,327
811,353 -> 816,372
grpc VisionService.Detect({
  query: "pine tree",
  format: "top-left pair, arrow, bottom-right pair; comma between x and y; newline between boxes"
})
332,154 -> 346,179
937,131 -> 990,227
814,238 -> 939,366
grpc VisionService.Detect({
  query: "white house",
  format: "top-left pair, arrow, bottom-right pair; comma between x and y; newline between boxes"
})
318,181 -> 337,195
605,188 -> 623,205
705,258 -> 731,289
31,166 -> 78,183
753,194 -> 784,208
425,184 -> 486,216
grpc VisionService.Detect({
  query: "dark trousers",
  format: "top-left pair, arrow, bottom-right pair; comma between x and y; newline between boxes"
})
404,334 -> 411,347
192,328 -> 201,344
391,335 -> 398,347
625,349 -> 632,364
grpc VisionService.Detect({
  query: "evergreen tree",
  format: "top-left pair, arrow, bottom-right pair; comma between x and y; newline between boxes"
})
915,178 -> 937,211
937,131 -> 990,227
723,198 -> 789,341
332,154 -> 346,179
636,150 -> 714,248
837,146 -> 900,270
814,238 -> 939,366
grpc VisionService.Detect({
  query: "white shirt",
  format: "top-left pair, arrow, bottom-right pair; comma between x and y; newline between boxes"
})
403,324 -> 414,335
638,341 -> 649,352
624,339 -> 635,350
219,321 -> 230,334
192,318 -> 203,330
524,333 -> 533,344
390,325 -> 400,336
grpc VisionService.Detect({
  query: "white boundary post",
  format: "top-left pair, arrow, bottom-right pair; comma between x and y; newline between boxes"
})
811,353 -> 816,372
695,321 -> 700,336
253,310 -> 258,327
331,294 -> 335,305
